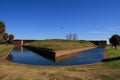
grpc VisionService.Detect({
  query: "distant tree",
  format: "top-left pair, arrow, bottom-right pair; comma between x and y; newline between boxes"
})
3,33 -> 9,44
66,33 -> 78,40
109,34 -> 120,49
66,34 -> 72,40
73,33 -> 78,40
8,34 -> 14,44
0,21 -> 5,34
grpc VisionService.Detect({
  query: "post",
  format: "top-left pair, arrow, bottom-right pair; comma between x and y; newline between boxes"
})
21,40 -> 23,46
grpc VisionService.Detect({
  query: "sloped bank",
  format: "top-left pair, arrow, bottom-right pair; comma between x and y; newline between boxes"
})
0,45 -> 14,62
55,47 -> 95,57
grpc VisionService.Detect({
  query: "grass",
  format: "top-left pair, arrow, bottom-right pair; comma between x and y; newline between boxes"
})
100,46 -> 120,69
0,44 -> 120,80
0,73 -> 6,79
25,39 -> 94,51
96,74 -> 120,80
0,44 -> 14,57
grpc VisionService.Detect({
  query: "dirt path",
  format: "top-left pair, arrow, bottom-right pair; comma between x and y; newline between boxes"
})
55,47 -> 95,57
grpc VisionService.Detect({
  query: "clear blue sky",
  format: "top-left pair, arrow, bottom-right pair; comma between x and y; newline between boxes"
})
0,0 -> 120,42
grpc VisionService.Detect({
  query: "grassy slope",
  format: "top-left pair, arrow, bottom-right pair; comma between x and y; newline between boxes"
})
0,45 -> 13,57
0,45 -> 120,80
25,39 -> 94,51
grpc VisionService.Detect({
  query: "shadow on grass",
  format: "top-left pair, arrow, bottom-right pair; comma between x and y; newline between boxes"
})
102,57 -> 120,62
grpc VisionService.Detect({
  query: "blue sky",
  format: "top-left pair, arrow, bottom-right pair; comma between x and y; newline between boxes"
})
0,0 -> 120,42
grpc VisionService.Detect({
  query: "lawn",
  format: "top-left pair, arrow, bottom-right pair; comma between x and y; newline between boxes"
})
0,45 -> 120,80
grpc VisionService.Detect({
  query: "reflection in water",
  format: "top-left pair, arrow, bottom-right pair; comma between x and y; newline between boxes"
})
48,53 -> 77,62
55,54 -> 77,62
14,46 -> 27,51
8,47 -> 104,66
8,54 -> 13,61
21,47 -> 23,53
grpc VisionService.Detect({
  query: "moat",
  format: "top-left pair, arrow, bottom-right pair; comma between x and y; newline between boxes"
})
8,47 -> 104,66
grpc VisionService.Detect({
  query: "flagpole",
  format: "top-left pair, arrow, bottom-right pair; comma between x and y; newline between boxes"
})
60,26 -> 63,39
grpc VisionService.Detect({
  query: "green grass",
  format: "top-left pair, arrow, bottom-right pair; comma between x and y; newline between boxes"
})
0,44 -> 14,57
101,46 -> 120,68
25,39 -> 94,51
106,46 -> 120,58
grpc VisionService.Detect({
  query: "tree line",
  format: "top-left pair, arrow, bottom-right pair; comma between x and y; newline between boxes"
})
0,21 -> 14,44
66,33 -> 78,40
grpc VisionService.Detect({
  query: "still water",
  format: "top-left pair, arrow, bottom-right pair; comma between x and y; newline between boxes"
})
8,47 -> 104,66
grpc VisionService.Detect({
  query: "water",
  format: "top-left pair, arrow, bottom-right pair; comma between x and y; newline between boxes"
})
8,47 -> 104,66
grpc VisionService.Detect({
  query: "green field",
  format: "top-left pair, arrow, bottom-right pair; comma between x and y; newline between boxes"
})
25,39 -> 94,51
0,45 -> 120,80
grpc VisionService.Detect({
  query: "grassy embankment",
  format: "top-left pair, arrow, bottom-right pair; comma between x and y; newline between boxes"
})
0,44 -> 120,80
0,44 -> 13,57
24,39 -> 94,51
24,39 -> 95,57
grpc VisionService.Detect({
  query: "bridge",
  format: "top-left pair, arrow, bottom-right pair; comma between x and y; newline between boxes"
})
13,40 -> 37,46
89,40 -> 107,47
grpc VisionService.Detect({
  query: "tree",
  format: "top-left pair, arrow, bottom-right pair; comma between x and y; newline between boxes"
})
8,34 -> 14,44
0,21 -> 5,34
109,34 -> 120,49
66,34 -> 72,40
73,33 -> 78,40
66,33 -> 78,40
0,21 -> 6,43
3,33 -> 9,44
0,21 -> 14,44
